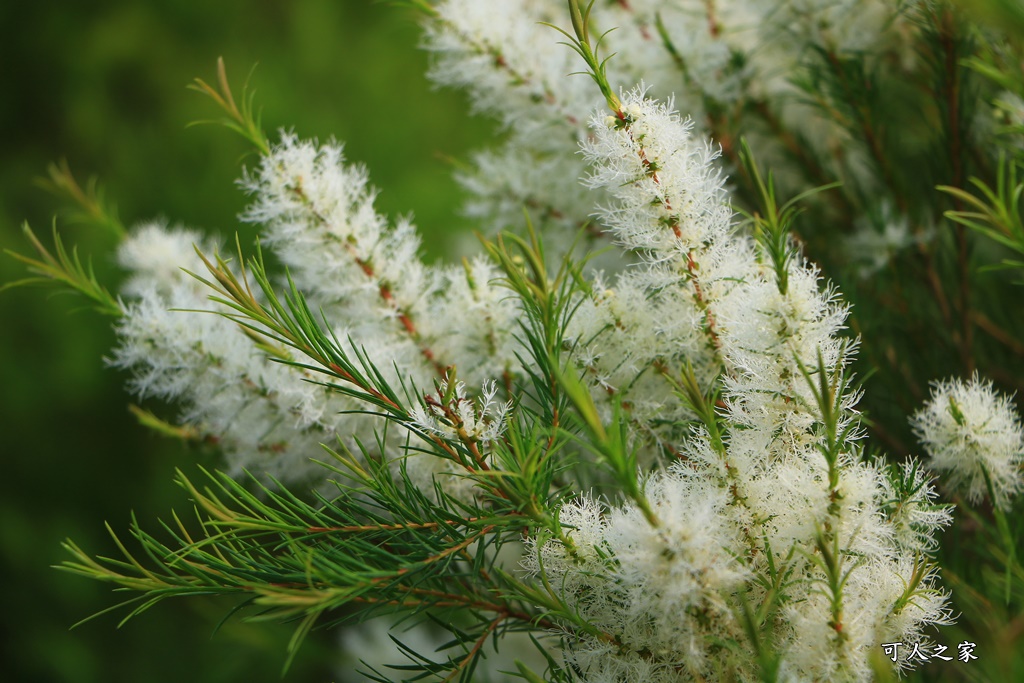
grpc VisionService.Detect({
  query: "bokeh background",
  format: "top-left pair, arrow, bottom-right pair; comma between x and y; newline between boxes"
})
0,2 -> 491,681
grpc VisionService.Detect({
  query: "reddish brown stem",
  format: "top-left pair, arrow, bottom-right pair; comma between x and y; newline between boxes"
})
289,183 -> 446,377
937,6 -> 974,373
306,518 -> 485,534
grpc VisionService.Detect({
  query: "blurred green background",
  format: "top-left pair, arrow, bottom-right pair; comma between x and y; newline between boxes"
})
0,2 -> 491,681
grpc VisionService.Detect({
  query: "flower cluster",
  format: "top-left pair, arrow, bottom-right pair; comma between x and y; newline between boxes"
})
112,134 -> 522,487
522,84 -> 953,680
19,1 -> 1024,682
113,222 -> 352,483
912,375 -> 1024,510
424,0 -> 913,244
86,4 -> 963,679
411,379 -> 511,445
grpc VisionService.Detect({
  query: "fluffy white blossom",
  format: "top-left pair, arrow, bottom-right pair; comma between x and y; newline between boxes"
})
523,470 -> 750,681
912,375 -> 1024,509
424,0 -> 914,244
83,3 -> 973,680
430,257 -> 522,387
406,379 -> 512,501
878,458 -> 954,554
112,223 -> 369,485
243,133 -> 521,391
423,0 -> 605,247
241,134 -> 441,383
516,69 -> 954,677
108,75 -> 956,682
411,379 -> 511,445
567,88 -> 744,447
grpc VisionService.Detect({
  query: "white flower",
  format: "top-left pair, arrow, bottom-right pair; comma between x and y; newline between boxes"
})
912,374 -> 1024,509
878,458 -> 953,553
411,379 -> 511,445
71,3 -> 977,679
113,223 -> 371,487
524,470 -> 750,680
116,220 -> 212,297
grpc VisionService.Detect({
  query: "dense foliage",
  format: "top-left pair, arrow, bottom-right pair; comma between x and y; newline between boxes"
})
6,1 -> 1024,681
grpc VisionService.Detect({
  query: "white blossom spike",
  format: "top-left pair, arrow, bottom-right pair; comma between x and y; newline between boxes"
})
913,374 -> 1024,509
